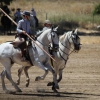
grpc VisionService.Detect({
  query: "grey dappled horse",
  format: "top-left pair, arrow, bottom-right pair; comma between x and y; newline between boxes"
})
16,29 -> 81,92
47,29 -> 81,92
0,28 -> 59,94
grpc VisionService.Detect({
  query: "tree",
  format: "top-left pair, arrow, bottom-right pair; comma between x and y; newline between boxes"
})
92,3 -> 100,15
0,0 -> 14,7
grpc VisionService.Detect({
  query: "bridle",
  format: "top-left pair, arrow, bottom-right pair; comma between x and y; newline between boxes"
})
36,29 -> 59,50
71,33 -> 81,50
58,33 -> 81,65
50,29 -> 59,51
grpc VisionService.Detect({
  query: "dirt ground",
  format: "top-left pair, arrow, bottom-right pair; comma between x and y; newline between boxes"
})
0,36 -> 100,100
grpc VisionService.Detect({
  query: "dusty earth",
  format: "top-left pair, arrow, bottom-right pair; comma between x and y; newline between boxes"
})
0,36 -> 100,100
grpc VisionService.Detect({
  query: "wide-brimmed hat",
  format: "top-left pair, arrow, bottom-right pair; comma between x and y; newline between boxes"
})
44,20 -> 51,24
17,8 -> 21,10
21,11 -> 31,16
31,8 -> 34,11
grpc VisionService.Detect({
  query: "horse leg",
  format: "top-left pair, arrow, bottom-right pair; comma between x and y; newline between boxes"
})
1,69 -> 8,93
17,66 -> 25,85
34,61 -> 49,81
29,47 -> 49,81
47,69 -> 62,86
57,69 -> 62,83
18,65 -> 45,87
1,58 -> 22,93
35,69 -> 48,81
24,66 -> 32,87
1,69 -> 16,94
44,63 -> 59,91
52,69 -> 63,93
5,68 -> 22,93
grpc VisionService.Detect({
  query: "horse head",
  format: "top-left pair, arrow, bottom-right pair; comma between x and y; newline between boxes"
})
70,29 -> 81,51
49,26 -> 59,52
37,27 -> 59,52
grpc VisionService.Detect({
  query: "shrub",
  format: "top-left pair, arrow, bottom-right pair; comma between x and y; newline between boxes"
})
92,3 -> 100,15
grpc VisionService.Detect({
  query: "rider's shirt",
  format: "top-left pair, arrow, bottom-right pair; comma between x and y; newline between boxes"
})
14,11 -> 21,18
17,19 -> 32,34
42,27 -> 51,32
31,10 -> 36,17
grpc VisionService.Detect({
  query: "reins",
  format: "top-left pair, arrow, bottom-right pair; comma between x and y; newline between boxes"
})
51,35 -> 75,68
59,41 -> 74,65
36,30 -> 54,47
59,34 -> 75,54
36,39 -> 49,47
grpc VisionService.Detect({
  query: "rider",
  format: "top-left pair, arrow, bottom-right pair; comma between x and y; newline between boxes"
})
37,20 -> 54,56
36,19 -> 52,36
31,8 -> 39,28
15,10 -> 33,61
43,19 -> 52,31
14,8 -> 22,23
43,20 -> 53,56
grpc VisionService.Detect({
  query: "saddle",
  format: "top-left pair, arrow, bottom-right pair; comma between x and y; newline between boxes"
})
10,41 -> 27,56
11,41 -> 33,65
10,40 -> 32,64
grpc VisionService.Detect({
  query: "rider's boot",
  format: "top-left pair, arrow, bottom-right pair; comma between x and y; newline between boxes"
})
21,48 -> 29,61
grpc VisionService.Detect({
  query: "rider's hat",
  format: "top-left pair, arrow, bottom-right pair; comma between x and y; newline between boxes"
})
31,8 -> 34,11
21,11 -> 31,16
17,8 -> 21,10
44,20 -> 51,24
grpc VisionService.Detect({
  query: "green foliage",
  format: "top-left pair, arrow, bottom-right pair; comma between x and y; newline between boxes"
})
0,0 -> 14,7
92,3 -> 100,15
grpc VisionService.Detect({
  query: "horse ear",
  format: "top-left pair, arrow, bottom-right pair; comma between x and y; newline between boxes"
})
51,25 -> 54,31
74,28 -> 78,34
72,28 -> 78,34
53,25 -> 59,31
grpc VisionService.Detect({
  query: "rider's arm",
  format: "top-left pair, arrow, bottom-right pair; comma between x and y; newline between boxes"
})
16,20 -> 26,34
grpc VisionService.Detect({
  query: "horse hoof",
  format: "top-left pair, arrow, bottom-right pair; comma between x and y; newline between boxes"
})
35,77 -> 39,81
16,83 -> 19,85
35,76 -> 41,81
55,85 -> 59,89
52,87 -> 59,93
17,89 -> 22,92
16,80 -> 20,85
5,90 -> 16,94
53,89 -> 59,93
26,79 -> 30,87
47,82 -> 53,86
26,83 -> 29,87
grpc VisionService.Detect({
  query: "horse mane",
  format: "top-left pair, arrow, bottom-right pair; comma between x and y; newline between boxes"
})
59,32 -> 66,41
60,31 -> 73,42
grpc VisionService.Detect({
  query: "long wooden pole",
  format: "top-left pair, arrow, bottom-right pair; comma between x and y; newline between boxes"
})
0,8 -> 56,62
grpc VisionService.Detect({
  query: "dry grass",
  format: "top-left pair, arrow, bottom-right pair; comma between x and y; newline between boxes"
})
8,0 -> 100,22
7,0 -> 100,29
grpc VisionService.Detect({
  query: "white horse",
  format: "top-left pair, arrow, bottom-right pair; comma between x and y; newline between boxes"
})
47,28 -> 81,92
0,28 -> 59,94
16,29 -> 81,92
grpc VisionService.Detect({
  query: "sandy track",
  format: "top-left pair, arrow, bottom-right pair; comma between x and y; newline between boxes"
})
0,36 -> 100,100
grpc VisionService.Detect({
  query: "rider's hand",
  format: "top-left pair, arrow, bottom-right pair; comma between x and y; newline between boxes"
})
22,31 -> 26,35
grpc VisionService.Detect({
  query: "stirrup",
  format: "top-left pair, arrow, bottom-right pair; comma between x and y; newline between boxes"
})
21,54 -> 29,61
21,57 -> 26,61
